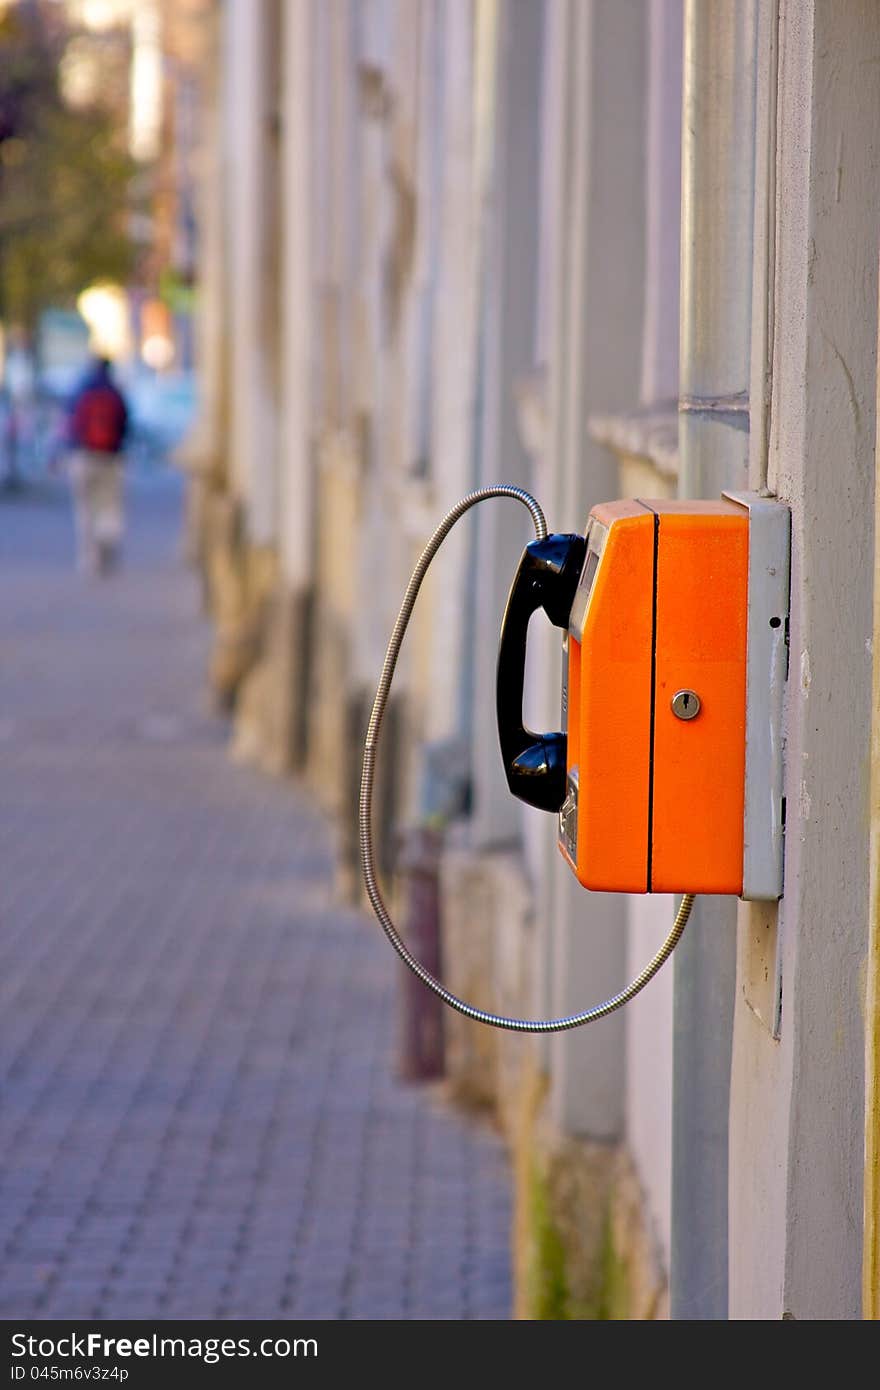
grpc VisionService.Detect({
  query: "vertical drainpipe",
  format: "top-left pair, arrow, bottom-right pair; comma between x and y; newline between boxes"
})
672,0 -> 757,1320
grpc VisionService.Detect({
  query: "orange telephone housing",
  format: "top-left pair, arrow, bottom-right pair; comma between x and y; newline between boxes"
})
559,500 -> 748,894
497,498 -> 753,896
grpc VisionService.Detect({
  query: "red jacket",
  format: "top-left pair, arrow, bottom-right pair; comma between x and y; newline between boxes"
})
70,375 -> 128,454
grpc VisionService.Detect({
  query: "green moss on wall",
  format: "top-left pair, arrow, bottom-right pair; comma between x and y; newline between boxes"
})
594,1217 -> 630,1320
526,1164 -> 633,1321
527,1163 -> 570,1319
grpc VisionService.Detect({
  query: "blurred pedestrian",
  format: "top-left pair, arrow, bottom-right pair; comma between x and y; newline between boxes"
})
67,357 -> 129,575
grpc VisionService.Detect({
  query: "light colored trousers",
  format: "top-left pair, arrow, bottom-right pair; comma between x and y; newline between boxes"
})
69,451 -> 125,572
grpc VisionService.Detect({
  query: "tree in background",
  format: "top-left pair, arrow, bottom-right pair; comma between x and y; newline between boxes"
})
0,0 -> 137,343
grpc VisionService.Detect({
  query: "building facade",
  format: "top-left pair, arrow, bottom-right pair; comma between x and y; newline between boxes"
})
188,0 -> 880,1319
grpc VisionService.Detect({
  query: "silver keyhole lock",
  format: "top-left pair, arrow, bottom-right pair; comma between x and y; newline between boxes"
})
671,689 -> 701,721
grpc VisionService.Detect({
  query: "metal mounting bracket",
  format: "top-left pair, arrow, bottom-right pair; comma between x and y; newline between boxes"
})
723,490 -> 791,901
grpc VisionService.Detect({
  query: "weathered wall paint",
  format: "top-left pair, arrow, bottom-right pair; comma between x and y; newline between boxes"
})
729,0 -> 879,1320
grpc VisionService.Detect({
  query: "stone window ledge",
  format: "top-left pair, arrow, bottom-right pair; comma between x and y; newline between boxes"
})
588,403 -> 679,483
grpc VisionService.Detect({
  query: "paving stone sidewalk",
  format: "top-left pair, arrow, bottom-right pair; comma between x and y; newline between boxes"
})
0,472 -> 512,1320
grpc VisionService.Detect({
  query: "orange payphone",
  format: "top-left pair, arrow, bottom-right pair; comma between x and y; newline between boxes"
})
497,500 -> 750,894
361,485 -> 790,1032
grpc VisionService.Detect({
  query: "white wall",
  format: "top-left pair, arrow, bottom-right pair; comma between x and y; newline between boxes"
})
278,0 -> 315,592
626,895 -> 675,1262
223,0 -> 278,544
728,0 -> 880,1319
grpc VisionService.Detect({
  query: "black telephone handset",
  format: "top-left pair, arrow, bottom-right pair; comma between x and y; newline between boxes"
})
495,533 -> 586,813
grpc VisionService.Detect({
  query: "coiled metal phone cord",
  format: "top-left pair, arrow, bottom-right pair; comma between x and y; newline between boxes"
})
359,485 -> 695,1033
